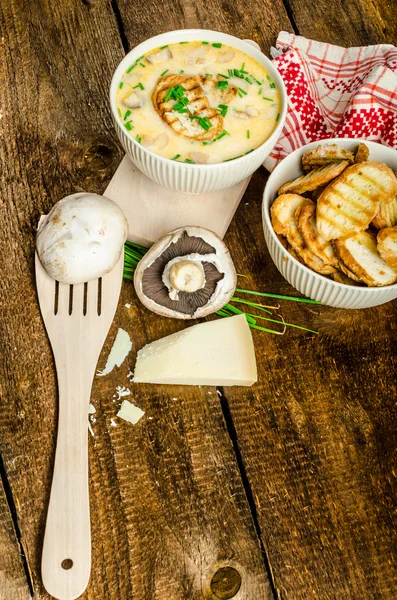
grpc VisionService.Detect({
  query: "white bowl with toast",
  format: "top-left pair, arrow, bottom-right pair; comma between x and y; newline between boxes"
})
262,138 -> 397,309
110,29 -> 287,194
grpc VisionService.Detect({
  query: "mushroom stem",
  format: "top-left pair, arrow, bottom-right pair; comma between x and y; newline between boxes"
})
169,260 -> 205,293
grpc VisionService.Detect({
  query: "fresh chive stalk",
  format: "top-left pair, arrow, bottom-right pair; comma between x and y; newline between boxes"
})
119,82 -> 123,89
122,243 -> 320,334
124,109 -> 132,120
161,69 -> 169,76
171,154 -> 181,160
136,134 -> 142,143
212,43 -> 222,48
247,130 -> 250,139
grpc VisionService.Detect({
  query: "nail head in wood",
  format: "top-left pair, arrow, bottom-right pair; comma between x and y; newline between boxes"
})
210,566 -> 242,599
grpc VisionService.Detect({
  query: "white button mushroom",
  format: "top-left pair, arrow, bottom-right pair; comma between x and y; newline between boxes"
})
216,50 -> 236,63
123,91 -> 144,109
36,192 -> 128,284
146,47 -> 173,64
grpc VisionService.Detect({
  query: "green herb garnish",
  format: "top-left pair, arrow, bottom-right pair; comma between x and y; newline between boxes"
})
218,73 -> 229,79
160,45 -> 168,49
123,242 -> 320,335
173,96 -> 189,111
161,69 -> 169,76
276,112 -> 280,121
247,130 -> 250,139
217,104 -> 228,117
267,75 -> 276,88
124,109 -> 132,120
216,80 -> 228,90
171,154 -> 181,160
124,121 -> 133,131
245,149 -> 254,154
179,69 -> 184,73
238,87 -> 248,97
258,88 -> 262,95
202,41 -> 209,45
133,82 -> 144,90
136,134 -> 142,143
180,41 -> 188,44
117,107 -> 122,118
262,96 -> 273,101
205,73 -> 213,77
119,82 -> 123,89
212,43 -> 222,48
184,158 -> 196,163
198,117 -> 212,131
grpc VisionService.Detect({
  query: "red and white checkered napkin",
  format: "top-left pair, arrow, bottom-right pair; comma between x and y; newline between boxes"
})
264,32 -> 397,171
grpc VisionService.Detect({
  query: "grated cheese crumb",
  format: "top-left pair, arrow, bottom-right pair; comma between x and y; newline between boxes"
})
97,328 -> 132,376
117,400 -> 145,425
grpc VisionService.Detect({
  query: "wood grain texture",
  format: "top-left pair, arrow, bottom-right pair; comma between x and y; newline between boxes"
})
0,481 -> 31,600
0,0 -> 273,598
222,169 -> 397,598
283,0 -> 397,46
1,0 -> 397,599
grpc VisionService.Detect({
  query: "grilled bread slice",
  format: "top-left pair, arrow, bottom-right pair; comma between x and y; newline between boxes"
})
331,270 -> 359,285
377,227 -> 397,271
296,201 -> 339,267
152,74 -> 223,141
337,259 -> 362,283
270,194 -> 307,250
354,142 -> 370,163
278,161 -> 349,195
333,230 -> 397,286
316,162 -> 397,241
372,195 -> 397,229
297,247 -> 337,275
302,144 -> 354,171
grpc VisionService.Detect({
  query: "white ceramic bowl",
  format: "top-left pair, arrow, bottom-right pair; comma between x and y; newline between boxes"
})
110,29 -> 287,194
262,138 -> 397,309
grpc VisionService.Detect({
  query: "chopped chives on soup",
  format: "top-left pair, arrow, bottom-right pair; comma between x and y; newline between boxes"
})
116,40 -> 281,163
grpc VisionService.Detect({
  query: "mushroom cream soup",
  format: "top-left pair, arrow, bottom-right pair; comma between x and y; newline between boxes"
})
116,41 -> 281,164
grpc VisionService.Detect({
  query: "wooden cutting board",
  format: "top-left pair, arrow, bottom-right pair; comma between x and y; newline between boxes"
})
104,156 -> 250,246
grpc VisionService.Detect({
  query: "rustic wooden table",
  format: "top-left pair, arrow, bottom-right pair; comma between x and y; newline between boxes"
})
1,1 -> 397,599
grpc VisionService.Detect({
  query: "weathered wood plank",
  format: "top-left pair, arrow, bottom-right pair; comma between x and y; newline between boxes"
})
117,0 -> 292,52
284,0 -> 397,46
0,480 -> 31,600
0,0 -> 277,597
222,169 -> 397,598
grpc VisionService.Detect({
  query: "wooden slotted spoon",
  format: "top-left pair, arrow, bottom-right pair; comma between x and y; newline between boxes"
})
35,241 -> 124,600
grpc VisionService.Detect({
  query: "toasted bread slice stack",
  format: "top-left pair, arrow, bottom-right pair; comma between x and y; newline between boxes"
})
331,270 -> 360,285
296,201 -> 338,268
278,161 -> 349,195
152,74 -> 223,141
271,194 -> 306,249
354,143 -> 370,163
333,231 -> 397,286
372,195 -> 397,229
271,195 -> 337,275
316,162 -> 397,241
302,144 -> 354,171
377,227 -> 397,271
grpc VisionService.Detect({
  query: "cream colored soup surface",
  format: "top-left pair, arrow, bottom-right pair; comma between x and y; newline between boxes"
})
116,41 -> 281,164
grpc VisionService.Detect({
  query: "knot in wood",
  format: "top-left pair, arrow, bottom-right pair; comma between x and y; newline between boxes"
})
83,143 -> 114,171
210,567 -> 242,599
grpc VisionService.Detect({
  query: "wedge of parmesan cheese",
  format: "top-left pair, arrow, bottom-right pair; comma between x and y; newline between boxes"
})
133,314 -> 257,386
97,328 -> 132,376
